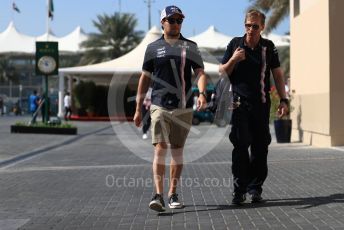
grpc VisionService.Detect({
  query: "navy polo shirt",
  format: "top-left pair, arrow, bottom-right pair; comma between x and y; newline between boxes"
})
142,34 -> 204,109
221,35 -> 280,103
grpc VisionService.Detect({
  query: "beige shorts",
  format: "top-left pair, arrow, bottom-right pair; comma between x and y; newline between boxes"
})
150,105 -> 193,147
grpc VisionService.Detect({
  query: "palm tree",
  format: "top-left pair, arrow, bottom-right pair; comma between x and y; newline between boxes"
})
249,0 -> 290,78
278,46 -> 290,78
80,12 -> 144,65
248,0 -> 289,35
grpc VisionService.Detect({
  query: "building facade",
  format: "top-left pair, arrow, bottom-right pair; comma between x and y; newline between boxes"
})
290,0 -> 344,146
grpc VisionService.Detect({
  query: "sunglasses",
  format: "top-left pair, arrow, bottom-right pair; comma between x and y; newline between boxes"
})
165,18 -> 183,25
245,23 -> 260,30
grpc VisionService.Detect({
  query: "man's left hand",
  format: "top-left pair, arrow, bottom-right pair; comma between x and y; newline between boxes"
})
277,102 -> 289,118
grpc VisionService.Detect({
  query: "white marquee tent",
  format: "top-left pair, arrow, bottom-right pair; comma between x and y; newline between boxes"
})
59,26 -> 163,75
189,26 -> 233,51
0,22 -> 88,54
58,27 -> 88,53
0,22 -> 36,54
36,29 -> 59,42
189,25 -> 289,50
60,26 -> 221,74
263,33 -> 290,47
0,21 -> 289,55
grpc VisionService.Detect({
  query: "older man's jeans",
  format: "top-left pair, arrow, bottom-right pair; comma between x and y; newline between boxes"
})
229,100 -> 271,195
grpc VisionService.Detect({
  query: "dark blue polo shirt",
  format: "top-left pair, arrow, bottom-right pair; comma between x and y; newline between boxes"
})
142,34 -> 204,109
221,35 -> 280,103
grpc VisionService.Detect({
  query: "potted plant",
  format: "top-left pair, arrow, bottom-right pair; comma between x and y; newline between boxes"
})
270,86 -> 293,143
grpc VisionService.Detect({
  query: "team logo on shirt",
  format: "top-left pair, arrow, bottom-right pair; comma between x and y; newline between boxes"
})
157,47 -> 166,58
178,43 -> 190,50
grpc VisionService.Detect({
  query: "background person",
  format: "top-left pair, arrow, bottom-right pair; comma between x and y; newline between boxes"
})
29,90 -> 39,123
64,92 -> 72,121
0,97 -> 3,115
41,93 -> 50,123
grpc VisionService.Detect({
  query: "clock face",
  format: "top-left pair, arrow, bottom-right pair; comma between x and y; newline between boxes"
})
37,56 -> 56,74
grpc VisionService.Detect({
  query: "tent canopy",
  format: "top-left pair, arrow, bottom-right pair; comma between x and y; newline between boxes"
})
189,26 -> 233,51
263,33 -> 290,47
0,22 -> 289,55
60,26 -> 220,75
58,27 -> 88,53
0,22 -> 88,54
0,22 -> 36,54
189,25 -> 290,50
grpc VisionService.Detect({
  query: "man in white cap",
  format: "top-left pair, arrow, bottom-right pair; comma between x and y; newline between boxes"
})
134,5 -> 207,212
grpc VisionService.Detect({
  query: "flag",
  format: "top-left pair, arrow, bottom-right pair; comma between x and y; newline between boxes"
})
48,0 -> 54,19
12,2 -> 20,13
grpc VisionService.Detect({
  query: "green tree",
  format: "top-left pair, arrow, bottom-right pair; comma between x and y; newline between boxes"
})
0,57 -> 18,84
80,12 -> 143,65
248,0 -> 289,34
0,58 -> 8,83
278,46 -> 290,78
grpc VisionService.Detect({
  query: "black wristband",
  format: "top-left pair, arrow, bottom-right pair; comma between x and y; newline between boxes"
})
280,98 -> 289,104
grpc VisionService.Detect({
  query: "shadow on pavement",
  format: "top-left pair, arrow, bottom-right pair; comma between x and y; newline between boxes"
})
265,193 -> 344,209
0,125 -> 112,168
158,193 -> 344,216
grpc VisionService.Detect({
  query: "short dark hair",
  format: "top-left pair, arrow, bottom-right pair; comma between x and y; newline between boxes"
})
245,9 -> 266,25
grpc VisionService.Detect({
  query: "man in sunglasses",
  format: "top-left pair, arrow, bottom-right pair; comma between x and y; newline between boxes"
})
134,5 -> 207,212
219,9 -> 289,205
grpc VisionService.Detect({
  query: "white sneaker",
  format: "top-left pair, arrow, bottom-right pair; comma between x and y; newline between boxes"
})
142,133 -> 148,140
168,193 -> 184,209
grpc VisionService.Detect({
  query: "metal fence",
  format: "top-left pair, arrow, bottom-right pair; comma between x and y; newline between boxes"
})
0,85 -> 58,116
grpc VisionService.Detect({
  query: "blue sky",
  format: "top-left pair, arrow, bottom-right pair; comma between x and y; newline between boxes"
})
0,0 -> 289,37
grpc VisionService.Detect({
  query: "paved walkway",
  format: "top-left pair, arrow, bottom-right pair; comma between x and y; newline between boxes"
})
0,116 -> 343,229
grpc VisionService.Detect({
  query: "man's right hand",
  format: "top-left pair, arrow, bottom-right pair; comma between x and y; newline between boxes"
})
133,110 -> 142,127
232,47 -> 246,63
